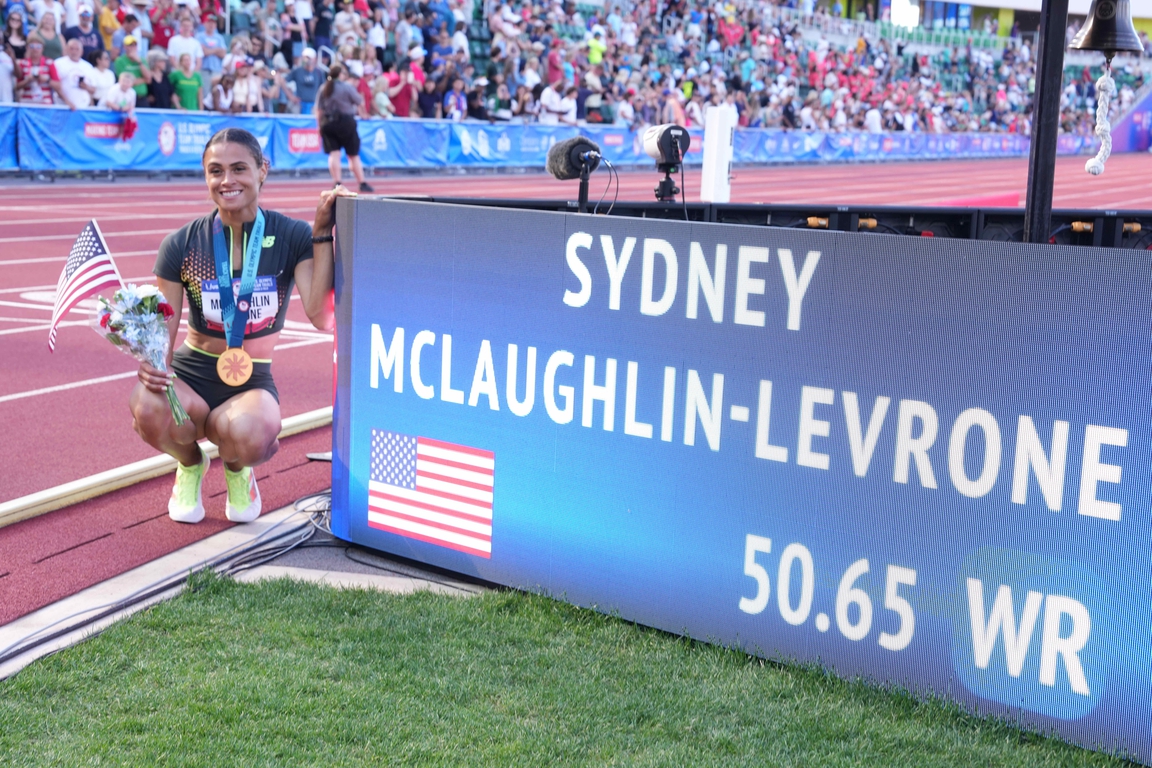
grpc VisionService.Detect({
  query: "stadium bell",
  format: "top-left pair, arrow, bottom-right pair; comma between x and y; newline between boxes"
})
1070,0 -> 1144,57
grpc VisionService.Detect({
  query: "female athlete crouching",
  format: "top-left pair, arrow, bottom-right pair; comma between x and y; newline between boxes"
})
131,127 -> 353,523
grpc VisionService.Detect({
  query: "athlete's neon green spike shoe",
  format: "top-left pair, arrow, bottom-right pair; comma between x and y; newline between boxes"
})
224,464 -> 262,523
168,448 -> 208,524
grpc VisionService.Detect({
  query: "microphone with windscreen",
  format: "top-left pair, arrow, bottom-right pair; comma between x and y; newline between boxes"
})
546,136 -> 602,180
546,137 -> 601,213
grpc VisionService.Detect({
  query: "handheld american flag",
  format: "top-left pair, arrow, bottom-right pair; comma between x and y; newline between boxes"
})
368,429 -> 494,558
48,220 -> 123,352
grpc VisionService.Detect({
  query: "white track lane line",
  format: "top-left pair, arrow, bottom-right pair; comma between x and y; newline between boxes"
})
0,207 -> 317,227
0,229 -> 175,244
0,371 -> 138,403
0,320 -> 89,336
0,337 -> 331,403
0,250 -> 155,267
0,277 -> 154,295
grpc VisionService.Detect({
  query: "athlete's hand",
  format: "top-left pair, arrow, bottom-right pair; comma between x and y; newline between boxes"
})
138,360 -> 175,394
313,185 -> 356,236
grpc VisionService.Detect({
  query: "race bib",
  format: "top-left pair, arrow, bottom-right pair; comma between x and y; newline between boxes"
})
200,275 -> 279,334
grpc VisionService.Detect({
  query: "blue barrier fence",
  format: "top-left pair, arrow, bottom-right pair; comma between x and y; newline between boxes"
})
1,104 -> 1099,173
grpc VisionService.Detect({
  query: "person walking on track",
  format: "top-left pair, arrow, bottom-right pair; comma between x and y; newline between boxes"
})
315,62 -> 374,192
131,127 -> 353,524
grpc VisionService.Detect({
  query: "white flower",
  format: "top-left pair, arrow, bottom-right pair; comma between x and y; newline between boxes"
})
135,284 -> 161,299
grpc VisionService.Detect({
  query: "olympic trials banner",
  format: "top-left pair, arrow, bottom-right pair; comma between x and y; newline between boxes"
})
15,106 -> 273,172
332,197 -> 1152,762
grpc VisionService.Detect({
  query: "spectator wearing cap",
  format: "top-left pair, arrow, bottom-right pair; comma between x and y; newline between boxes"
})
196,13 -> 224,77
165,12 -> 201,71
113,33 -> 151,98
127,0 -> 151,56
97,0 -> 121,51
283,46 -> 322,115
230,56 -> 261,111
332,0 -> 360,49
406,44 -> 426,85
16,34 -> 75,106
110,12 -> 139,58
586,29 -> 605,66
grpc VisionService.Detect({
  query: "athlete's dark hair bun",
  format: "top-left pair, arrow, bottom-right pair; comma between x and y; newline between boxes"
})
202,127 -> 266,170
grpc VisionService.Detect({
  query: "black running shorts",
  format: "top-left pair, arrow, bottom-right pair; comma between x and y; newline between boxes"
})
320,113 -> 361,156
171,344 -> 280,412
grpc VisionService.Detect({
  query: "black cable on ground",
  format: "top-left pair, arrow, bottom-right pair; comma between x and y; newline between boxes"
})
0,489 -> 335,672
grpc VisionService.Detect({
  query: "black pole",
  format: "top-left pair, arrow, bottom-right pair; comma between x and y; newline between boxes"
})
578,164 -> 590,213
1023,0 -> 1069,243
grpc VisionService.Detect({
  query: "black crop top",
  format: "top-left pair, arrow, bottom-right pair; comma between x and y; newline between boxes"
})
154,209 -> 313,339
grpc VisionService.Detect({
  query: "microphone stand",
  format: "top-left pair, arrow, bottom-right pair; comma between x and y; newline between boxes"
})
577,162 -> 591,214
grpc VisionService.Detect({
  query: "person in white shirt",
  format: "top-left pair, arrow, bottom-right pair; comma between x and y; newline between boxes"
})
128,0 -> 151,57
55,37 -> 96,107
0,49 -> 14,103
614,91 -> 634,125
864,104 -> 882,133
31,0 -> 66,32
166,13 -> 203,70
88,48 -> 115,101
100,70 -> 137,140
99,69 -> 136,110
537,79 -> 563,125
451,20 -> 469,61
558,83 -> 577,125
64,0 -> 81,28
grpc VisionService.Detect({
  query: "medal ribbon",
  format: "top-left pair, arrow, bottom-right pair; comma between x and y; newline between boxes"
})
211,209 -> 265,349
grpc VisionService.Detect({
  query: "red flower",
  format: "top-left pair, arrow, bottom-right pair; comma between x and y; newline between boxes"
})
99,312 -> 111,329
159,301 -> 175,320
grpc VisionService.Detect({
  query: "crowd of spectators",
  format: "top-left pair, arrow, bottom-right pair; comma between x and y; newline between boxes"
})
0,0 -> 1146,136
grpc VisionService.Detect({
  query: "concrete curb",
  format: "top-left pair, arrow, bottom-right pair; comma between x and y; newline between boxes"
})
0,406 -> 332,530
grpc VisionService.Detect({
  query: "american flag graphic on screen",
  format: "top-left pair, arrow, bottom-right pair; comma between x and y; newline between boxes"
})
368,429 -> 494,558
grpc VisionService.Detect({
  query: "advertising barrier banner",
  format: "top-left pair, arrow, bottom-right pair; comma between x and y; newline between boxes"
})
271,116 -> 452,170
332,197 -> 1152,762
0,107 -> 16,170
2,105 -> 1100,173
15,106 -> 274,172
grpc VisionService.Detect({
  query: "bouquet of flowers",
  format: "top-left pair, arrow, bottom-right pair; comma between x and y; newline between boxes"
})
92,284 -> 189,425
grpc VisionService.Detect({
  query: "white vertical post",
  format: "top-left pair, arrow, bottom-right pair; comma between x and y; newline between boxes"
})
700,104 -> 738,203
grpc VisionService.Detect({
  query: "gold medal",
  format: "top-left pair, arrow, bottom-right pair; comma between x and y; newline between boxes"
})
217,348 -> 253,387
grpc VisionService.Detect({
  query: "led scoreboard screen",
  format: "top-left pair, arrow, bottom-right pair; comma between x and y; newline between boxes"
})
331,198 -> 1152,761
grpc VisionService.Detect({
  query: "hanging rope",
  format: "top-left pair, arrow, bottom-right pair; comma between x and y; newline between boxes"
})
1085,60 -> 1116,176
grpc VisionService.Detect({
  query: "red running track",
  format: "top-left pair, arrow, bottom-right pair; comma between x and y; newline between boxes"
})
0,153 -> 1148,624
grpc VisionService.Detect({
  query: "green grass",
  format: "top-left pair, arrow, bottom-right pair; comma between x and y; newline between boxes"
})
0,572 -> 1134,767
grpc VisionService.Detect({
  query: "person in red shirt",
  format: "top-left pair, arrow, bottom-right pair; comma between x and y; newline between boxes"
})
546,39 -> 563,86
16,37 -> 73,106
150,0 -> 177,52
385,59 -> 415,116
